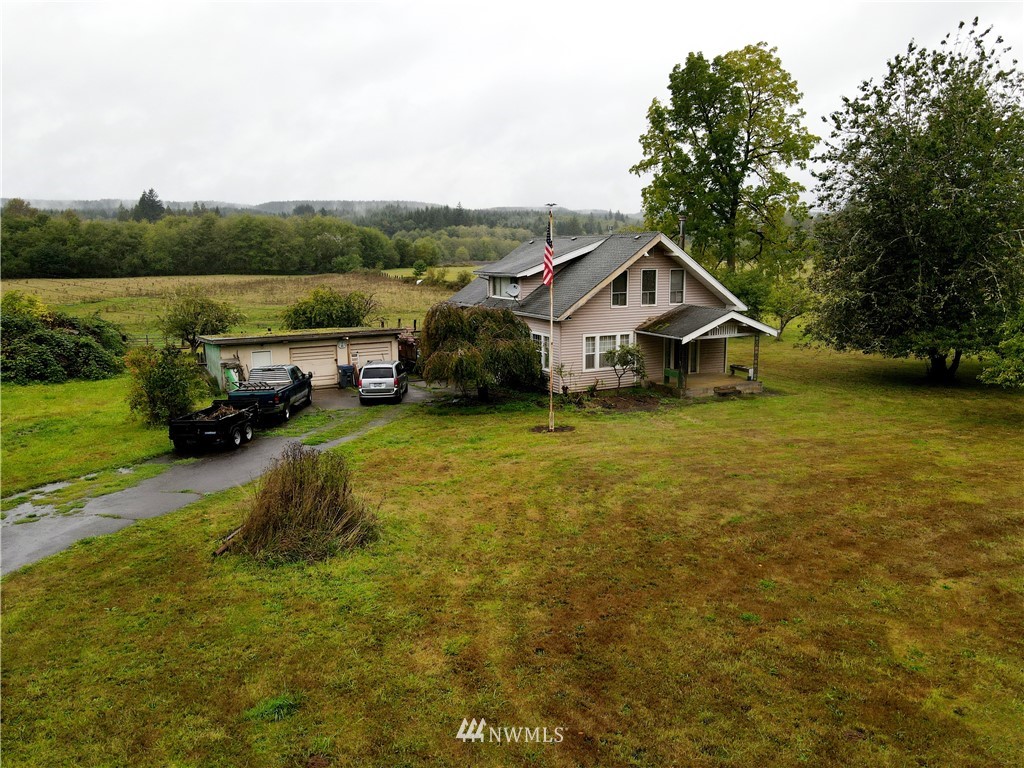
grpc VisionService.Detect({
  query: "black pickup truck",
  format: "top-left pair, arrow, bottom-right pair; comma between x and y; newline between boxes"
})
169,400 -> 259,453
227,364 -> 313,421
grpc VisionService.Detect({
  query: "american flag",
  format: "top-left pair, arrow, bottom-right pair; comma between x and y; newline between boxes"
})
542,213 -> 554,287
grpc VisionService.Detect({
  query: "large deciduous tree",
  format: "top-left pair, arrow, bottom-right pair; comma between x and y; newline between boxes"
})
809,20 -> 1024,383
158,285 -> 245,354
631,43 -> 817,271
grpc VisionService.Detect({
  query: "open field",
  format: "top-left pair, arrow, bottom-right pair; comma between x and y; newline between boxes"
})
1,273 -> 452,339
3,334 -> 1023,766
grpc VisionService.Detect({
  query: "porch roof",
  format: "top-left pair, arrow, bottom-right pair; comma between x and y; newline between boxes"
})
634,304 -> 778,344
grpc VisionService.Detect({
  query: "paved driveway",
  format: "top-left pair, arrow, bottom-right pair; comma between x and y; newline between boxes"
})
1,382 -> 443,575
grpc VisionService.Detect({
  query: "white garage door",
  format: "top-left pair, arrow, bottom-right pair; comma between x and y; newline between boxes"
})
289,345 -> 338,388
350,340 -> 393,370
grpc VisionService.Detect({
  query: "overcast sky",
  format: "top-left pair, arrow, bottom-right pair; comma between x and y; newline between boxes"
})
2,1 -> 1021,212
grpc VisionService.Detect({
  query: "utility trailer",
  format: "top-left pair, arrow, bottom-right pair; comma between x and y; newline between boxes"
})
168,400 -> 259,453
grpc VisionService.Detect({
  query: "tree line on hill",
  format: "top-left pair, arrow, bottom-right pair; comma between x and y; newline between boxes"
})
0,194 -> 630,279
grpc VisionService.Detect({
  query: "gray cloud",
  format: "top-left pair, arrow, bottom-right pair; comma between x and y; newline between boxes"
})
3,1 -> 1021,212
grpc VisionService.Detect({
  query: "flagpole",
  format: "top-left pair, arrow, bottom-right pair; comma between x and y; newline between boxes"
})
549,215 -> 554,433
546,206 -> 555,433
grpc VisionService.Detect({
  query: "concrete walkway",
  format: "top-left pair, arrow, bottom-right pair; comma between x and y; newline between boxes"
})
0,385 -> 433,575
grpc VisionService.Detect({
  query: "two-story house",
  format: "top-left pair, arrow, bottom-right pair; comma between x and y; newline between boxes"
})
449,232 -> 778,395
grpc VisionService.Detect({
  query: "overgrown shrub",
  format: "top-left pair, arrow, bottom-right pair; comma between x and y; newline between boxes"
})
282,287 -> 380,329
420,303 -> 541,400
231,444 -> 376,563
125,345 -> 209,424
0,290 -> 126,384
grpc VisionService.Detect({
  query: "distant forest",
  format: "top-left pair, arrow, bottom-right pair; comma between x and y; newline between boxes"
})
0,193 -> 634,279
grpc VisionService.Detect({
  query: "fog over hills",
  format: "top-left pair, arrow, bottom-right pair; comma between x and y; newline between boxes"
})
4,198 -> 638,218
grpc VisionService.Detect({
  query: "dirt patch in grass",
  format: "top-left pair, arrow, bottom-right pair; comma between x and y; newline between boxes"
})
590,389 -> 664,412
528,424 -> 576,433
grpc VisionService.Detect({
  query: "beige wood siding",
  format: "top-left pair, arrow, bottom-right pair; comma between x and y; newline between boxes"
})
699,338 -> 726,373
684,275 -> 724,307
289,344 -> 338,388
518,275 -> 543,301
556,251 -> 683,390
210,343 -> 284,381
637,334 -> 663,385
519,247 -> 729,391
349,340 -> 396,369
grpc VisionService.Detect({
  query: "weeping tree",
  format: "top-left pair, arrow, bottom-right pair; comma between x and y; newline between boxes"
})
810,20 -> 1024,383
420,303 -> 541,401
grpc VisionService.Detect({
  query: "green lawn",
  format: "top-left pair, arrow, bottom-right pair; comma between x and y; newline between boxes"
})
0,377 -> 171,495
2,337 -> 1023,766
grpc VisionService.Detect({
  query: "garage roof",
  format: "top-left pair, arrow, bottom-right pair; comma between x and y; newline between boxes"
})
199,327 -> 402,346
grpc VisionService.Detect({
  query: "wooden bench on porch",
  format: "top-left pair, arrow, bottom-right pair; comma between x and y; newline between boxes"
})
729,364 -> 753,378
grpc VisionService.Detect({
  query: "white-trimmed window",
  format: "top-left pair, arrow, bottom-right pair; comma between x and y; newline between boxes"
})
641,269 -> 657,305
251,350 -> 272,367
584,333 -> 632,370
490,276 -> 519,298
670,269 -> 685,304
531,332 -> 550,371
611,272 -> 628,306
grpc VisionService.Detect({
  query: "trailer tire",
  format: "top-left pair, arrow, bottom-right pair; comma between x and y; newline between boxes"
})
243,423 -> 254,442
172,439 -> 187,454
230,427 -> 243,448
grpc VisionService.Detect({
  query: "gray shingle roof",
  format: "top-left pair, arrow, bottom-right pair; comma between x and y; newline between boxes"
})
475,235 -> 607,276
515,233 -> 661,319
449,277 -> 489,306
634,304 -> 733,339
449,232 -> 678,319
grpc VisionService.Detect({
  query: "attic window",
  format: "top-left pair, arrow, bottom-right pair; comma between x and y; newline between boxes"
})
491,276 -> 519,299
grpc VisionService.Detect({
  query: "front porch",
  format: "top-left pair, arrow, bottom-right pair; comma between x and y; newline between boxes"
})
635,304 -> 778,399
651,371 -> 764,398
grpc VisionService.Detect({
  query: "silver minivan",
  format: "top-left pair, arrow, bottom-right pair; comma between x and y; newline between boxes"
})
357,361 -> 409,404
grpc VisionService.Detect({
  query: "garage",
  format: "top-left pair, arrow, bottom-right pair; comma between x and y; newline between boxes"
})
199,328 -> 403,393
289,344 -> 338,389
349,340 -> 394,369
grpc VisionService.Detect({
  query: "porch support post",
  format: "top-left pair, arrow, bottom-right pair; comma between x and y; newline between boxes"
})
752,333 -> 760,381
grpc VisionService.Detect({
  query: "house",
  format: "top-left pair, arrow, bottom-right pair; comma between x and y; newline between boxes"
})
449,232 -> 778,395
199,327 -> 403,391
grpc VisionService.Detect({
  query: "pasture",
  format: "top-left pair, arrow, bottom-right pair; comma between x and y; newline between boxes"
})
2,330 -> 1022,767
1,273 -> 452,339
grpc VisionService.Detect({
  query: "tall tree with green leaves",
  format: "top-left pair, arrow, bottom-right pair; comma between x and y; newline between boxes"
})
158,284 -> 244,354
631,43 -> 817,271
809,20 -> 1024,384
